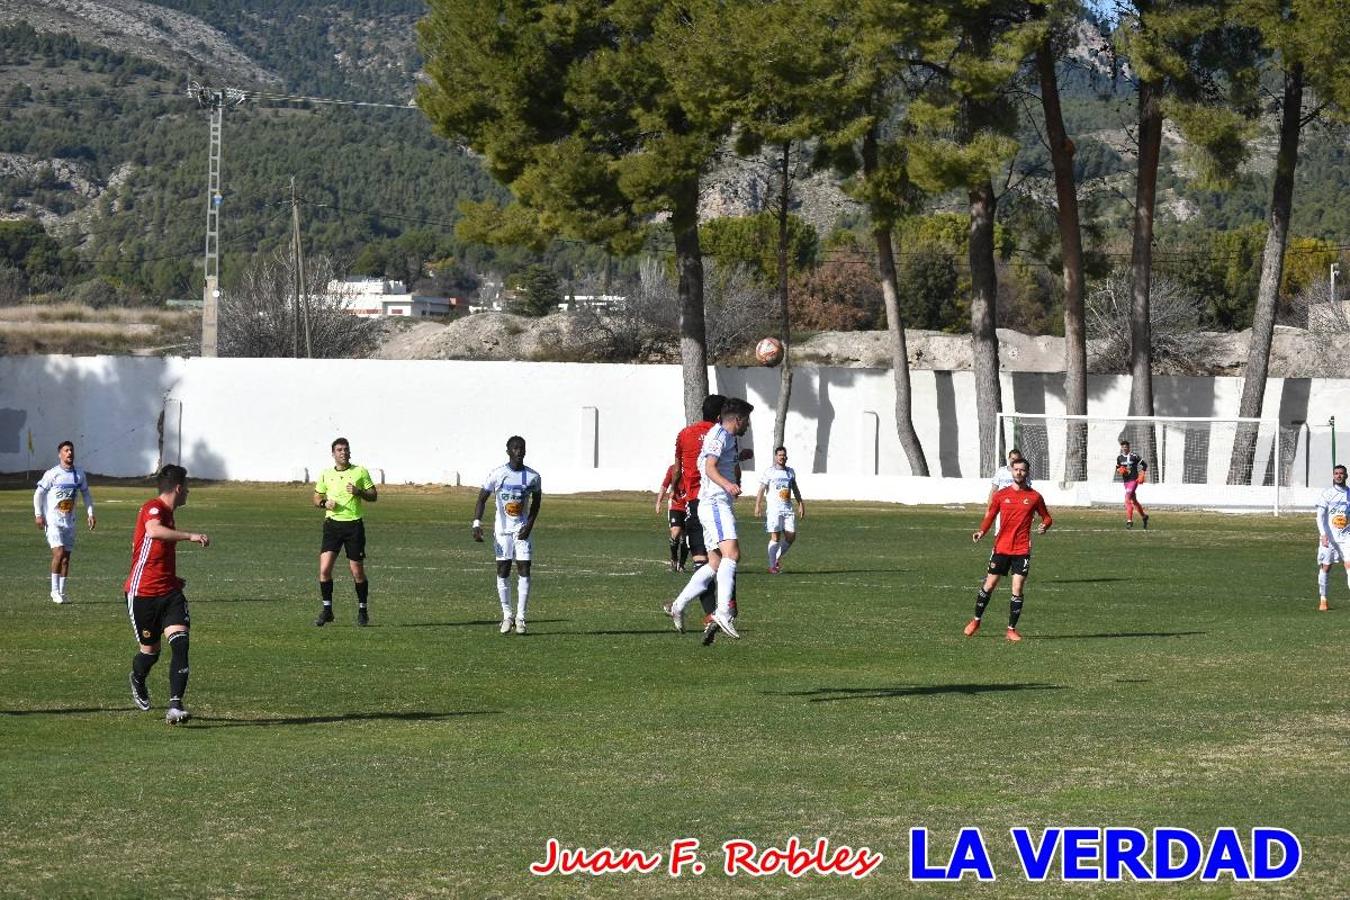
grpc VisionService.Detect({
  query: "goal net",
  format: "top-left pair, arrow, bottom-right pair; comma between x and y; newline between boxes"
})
995,413 -> 1307,510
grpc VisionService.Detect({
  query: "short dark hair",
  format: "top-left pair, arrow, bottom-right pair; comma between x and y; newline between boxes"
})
1120,439 -> 1130,446
1012,458 -> 1031,473
331,437 -> 349,451
721,397 -> 753,419
701,394 -> 726,423
507,435 -> 525,450
156,464 -> 187,493
1334,464 -> 1347,474
58,440 -> 73,452
774,446 -> 786,454
1008,448 -> 1023,459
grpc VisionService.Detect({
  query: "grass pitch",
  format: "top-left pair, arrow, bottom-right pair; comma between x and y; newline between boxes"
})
1,483 -> 1346,898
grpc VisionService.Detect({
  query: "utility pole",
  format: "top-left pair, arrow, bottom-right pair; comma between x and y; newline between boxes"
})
290,176 -> 312,358
188,82 -> 248,357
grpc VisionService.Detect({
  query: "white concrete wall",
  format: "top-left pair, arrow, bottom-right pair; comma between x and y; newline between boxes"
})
2,356 -> 1348,510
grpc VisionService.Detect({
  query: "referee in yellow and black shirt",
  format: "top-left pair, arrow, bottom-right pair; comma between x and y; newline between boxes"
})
313,437 -> 377,626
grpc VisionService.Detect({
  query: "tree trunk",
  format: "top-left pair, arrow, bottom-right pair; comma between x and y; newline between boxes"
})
969,177 -> 1003,478
672,177 -> 709,423
1037,35 -> 1087,482
1228,64 -> 1303,485
863,128 -> 929,475
773,142 -> 793,450
1129,78 -> 1163,464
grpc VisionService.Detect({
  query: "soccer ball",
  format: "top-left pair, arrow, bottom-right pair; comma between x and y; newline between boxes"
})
755,336 -> 784,366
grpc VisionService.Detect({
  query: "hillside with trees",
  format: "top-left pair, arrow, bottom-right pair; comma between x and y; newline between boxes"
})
0,0 -> 1345,374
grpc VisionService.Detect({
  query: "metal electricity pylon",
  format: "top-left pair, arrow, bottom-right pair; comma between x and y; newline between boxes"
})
188,82 -> 249,357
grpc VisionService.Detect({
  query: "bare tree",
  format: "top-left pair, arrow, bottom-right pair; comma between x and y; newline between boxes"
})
703,260 -> 775,362
1293,281 -> 1350,370
569,258 -> 679,362
1086,271 -> 1213,375
219,251 -> 380,358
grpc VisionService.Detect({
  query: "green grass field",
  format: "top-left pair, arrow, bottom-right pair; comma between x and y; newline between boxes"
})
1,483 -> 1346,898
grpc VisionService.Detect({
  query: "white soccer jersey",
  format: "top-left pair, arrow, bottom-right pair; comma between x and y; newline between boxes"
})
483,464 -> 541,535
1315,485 -> 1350,542
698,424 -> 740,503
759,465 -> 797,517
34,465 -> 93,528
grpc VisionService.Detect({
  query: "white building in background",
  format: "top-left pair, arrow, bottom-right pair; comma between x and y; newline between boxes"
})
557,294 -> 626,313
326,277 -> 458,318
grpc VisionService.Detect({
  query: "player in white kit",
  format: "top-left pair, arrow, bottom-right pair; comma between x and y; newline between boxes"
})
754,446 -> 805,573
1315,464 -> 1349,612
33,440 -> 95,604
473,436 -> 542,634
666,398 -> 753,640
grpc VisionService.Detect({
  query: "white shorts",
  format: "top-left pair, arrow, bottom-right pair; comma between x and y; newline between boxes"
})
765,511 -> 797,534
46,523 -> 75,550
699,497 -> 738,545
1317,539 -> 1350,566
493,532 -> 533,562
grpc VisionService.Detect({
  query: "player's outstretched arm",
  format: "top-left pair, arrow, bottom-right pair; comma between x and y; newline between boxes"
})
145,519 -> 209,547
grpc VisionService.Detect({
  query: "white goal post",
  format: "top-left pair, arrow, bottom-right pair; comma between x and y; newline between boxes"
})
993,412 -> 1316,515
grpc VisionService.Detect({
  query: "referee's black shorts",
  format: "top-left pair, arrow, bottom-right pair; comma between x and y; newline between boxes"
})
128,588 -> 190,645
321,518 -> 367,560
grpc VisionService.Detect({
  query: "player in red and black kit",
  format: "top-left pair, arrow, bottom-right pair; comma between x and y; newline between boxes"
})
664,394 -> 725,642
656,463 -> 690,572
965,458 -> 1052,642
125,465 -> 210,724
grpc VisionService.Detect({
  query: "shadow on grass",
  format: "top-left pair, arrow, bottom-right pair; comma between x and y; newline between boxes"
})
779,568 -> 910,576
191,710 -> 500,729
395,619 -> 570,629
1034,631 -> 1206,640
766,683 -> 1063,703
526,628 -> 677,638
1047,577 -> 1127,584
0,706 -> 118,716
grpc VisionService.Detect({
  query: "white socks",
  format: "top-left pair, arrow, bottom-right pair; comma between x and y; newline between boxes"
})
517,576 -> 530,622
777,541 -> 791,564
715,559 -> 738,617
767,541 -> 778,568
496,576 -> 511,618
57,575 -> 66,595
1319,569 -> 1329,597
51,573 -> 59,592
672,564 -> 716,616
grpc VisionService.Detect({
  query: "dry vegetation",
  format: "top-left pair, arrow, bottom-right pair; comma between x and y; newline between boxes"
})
0,303 -> 198,355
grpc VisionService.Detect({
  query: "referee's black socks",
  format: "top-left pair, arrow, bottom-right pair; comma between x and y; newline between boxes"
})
355,580 -> 369,608
669,537 -> 680,565
320,580 -> 334,607
1009,595 -> 1024,628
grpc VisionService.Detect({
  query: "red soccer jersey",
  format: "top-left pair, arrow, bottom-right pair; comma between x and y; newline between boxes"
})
661,464 -> 688,512
124,498 -> 183,597
979,486 -> 1052,556
675,421 -> 714,503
